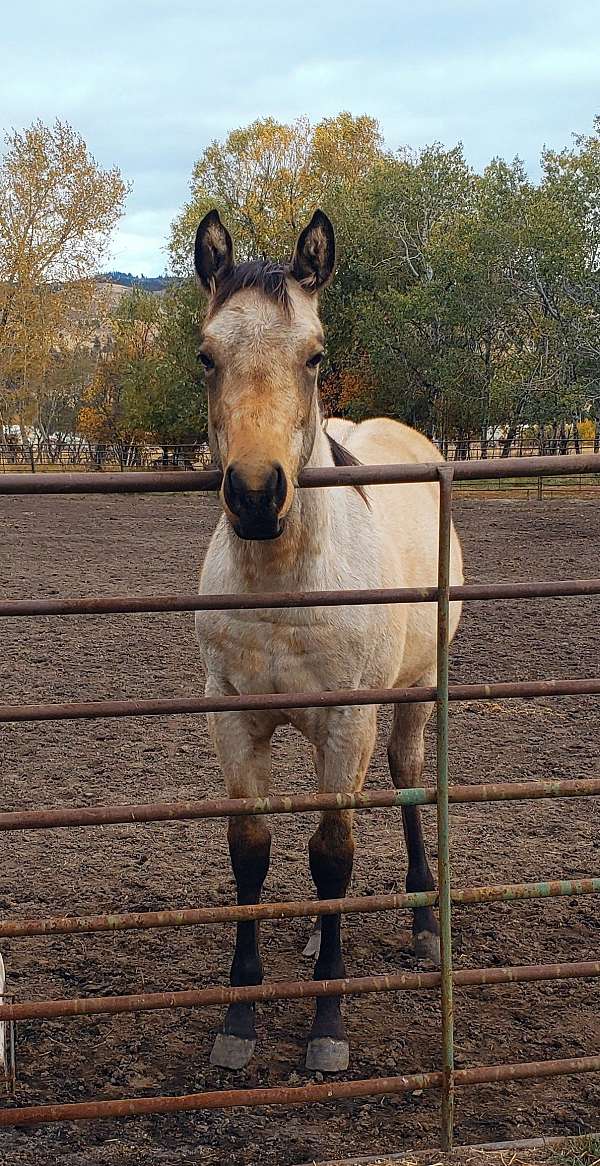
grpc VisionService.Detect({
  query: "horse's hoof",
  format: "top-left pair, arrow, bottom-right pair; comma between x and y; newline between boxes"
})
306,1037 -> 349,1073
302,926 -> 321,959
414,929 -> 441,966
210,1033 -> 256,1070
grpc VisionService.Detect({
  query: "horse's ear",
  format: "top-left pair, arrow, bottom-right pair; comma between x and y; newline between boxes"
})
291,210 -> 335,292
194,210 -> 234,293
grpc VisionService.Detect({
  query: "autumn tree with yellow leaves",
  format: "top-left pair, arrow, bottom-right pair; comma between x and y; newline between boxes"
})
169,112 -> 383,268
0,119 -> 128,454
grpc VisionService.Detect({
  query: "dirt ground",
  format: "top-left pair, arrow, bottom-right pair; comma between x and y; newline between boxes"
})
0,490 -> 598,1166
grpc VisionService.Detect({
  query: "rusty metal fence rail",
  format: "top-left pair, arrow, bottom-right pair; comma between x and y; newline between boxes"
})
1,452 -> 600,1153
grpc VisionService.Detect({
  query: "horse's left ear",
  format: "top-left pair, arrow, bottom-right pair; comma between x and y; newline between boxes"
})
291,210 -> 335,292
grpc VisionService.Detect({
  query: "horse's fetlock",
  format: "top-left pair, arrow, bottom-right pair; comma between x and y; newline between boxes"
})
231,952 -> 263,987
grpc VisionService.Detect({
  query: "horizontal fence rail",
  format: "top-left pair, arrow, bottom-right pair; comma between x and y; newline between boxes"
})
2,958 -> 600,1024
1,775 -> 599,833
1,451 -> 600,496
2,577 -> 600,619
1,451 -> 599,1152
2,1055 -> 600,1129
1,876 -> 599,942
1,677 -> 599,724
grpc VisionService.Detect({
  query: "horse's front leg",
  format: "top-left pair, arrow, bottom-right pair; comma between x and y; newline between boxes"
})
306,710 -> 376,1073
207,707 -> 274,1070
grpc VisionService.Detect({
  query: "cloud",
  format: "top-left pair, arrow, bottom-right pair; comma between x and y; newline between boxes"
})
104,209 -> 177,275
2,0 -> 599,271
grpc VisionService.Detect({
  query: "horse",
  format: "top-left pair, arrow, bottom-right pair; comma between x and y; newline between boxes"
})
193,208 -> 463,1074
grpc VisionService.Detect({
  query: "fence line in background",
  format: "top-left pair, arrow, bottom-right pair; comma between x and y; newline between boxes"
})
2,437 -> 600,475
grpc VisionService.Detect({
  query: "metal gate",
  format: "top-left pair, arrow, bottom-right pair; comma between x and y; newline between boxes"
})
0,452 -> 599,1153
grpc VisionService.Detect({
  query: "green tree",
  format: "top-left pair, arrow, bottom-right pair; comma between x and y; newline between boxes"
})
121,283 -> 207,447
166,111 -> 600,458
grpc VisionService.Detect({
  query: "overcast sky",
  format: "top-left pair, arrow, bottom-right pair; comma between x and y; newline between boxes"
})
3,0 -> 599,275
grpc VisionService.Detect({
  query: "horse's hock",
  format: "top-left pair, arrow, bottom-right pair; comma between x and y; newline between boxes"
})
0,453 -> 599,1157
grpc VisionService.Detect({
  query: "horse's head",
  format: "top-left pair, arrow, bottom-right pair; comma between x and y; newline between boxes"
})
194,209 -> 335,540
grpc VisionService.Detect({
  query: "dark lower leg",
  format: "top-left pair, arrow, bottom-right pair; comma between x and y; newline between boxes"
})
308,812 -> 354,1050
388,720 -> 439,958
401,804 -> 439,942
222,816 -> 271,1043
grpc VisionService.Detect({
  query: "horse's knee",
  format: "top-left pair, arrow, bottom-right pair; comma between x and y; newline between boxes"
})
387,736 -> 425,789
309,813 -> 354,897
227,816 -> 271,899
388,700 -> 432,789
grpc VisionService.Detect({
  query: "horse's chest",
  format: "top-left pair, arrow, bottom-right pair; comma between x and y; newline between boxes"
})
196,611 -> 378,693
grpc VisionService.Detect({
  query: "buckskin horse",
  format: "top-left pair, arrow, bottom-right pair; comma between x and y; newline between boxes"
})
193,208 -> 463,1074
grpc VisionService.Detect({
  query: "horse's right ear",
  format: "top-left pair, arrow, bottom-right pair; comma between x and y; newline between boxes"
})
194,210 -> 234,293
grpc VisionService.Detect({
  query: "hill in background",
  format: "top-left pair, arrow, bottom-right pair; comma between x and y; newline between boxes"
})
97,271 -> 178,292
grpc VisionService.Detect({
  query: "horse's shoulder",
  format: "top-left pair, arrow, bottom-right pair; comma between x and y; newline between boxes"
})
345,418 -> 444,466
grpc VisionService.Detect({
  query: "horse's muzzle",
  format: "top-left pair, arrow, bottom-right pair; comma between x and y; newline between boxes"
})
223,461 -> 287,541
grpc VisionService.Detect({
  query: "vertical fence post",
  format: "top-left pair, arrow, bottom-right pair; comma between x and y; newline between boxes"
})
436,464 -> 455,1151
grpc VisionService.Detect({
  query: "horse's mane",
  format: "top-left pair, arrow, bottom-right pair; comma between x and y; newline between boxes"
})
326,434 -> 370,507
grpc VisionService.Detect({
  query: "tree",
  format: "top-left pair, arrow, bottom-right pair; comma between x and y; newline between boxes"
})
339,144 -> 478,439
79,284 -> 208,457
165,112 -> 600,459
169,113 -> 384,271
0,119 -> 128,450
120,283 -> 208,448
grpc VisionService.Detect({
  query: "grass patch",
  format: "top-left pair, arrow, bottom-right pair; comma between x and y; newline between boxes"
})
552,1137 -> 600,1166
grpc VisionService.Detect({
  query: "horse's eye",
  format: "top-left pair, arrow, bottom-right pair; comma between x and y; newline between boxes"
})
306,351 -> 324,369
198,351 -> 215,372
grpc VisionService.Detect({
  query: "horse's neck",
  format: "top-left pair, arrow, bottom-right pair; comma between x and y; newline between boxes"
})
226,426 -> 344,590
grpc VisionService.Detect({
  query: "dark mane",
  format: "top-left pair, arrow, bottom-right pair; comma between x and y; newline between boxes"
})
326,434 -> 370,507
209,260 -> 291,315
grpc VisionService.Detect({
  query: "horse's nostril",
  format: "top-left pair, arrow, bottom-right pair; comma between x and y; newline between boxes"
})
270,463 -> 287,511
223,464 -> 243,516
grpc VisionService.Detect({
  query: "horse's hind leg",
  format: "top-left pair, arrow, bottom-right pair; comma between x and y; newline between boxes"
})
302,746 -> 324,960
387,671 -> 440,966
207,709 -> 273,1070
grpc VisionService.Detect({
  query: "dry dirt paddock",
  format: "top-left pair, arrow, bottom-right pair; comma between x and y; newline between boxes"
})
0,489 -> 598,1166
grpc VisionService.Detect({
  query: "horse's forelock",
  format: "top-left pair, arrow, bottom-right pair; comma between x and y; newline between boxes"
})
208,260 -> 292,317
